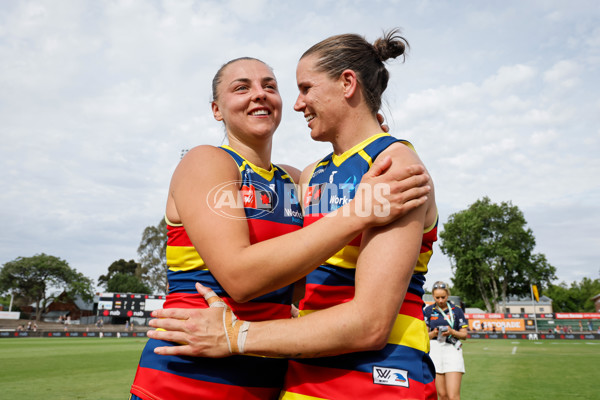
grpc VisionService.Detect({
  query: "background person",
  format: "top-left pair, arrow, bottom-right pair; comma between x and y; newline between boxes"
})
424,281 -> 468,400
150,29 -> 439,399
130,55 -> 431,400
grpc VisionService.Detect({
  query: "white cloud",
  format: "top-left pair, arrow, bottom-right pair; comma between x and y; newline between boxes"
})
543,60 -> 582,89
490,95 -> 531,113
482,64 -> 537,96
530,129 -> 559,146
1,0 -> 599,291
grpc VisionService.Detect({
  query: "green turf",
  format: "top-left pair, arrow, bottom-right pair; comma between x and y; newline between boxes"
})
0,337 -> 146,400
462,339 -> 600,400
0,338 -> 598,399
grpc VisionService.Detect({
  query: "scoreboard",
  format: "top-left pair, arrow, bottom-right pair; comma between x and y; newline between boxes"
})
97,293 -> 166,318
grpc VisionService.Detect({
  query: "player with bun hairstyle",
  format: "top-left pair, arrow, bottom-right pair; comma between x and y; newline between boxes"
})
150,29 -> 438,399
129,54 -> 430,400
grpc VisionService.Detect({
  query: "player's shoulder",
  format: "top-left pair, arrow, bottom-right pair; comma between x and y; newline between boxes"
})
298,160 -> 321,186
276,164 -> 301,183
185,144 -> 229,160
379,140 -> 421,163
175,145 -> 239,180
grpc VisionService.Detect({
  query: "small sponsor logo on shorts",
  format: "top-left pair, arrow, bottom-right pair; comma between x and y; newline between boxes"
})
373,366 -> 409,387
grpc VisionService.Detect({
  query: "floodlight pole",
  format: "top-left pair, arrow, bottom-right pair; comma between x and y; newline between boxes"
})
530,284 -> 538,334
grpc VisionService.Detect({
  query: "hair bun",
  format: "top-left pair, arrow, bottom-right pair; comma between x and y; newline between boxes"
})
374,29 -> 409,62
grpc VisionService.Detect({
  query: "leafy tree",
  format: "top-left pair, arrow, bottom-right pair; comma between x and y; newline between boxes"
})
106,273 -> 151,293
545,283 -> 577,312
0,254 -> 94,321
546,277 -> 600,312
439,197 -> 556,312
137,218 -> 168,294
98,259 -> 142,287
99,259 -> 150,293
579,277 -> 600,311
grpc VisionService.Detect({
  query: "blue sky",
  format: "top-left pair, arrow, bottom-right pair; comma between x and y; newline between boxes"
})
1,0 -> 599,292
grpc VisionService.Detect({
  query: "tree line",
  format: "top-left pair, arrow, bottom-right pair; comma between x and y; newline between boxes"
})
0,219 -> 168,320
1,198 -> 598,318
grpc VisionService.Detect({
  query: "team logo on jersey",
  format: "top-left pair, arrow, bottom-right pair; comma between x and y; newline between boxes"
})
339,176 -> 357,192
207,180 -> 276,220
304,183 -> 327,207
241,184 -> 274,211
328,171 -> 338,183
373,366 -> 409,388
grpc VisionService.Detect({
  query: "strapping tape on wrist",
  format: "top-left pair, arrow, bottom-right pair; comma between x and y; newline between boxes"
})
204,290 -> 250,354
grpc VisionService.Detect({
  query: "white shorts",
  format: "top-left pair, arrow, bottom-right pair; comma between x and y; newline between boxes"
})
429,339 -> 465,374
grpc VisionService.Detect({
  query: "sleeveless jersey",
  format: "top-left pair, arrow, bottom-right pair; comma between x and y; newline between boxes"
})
131,145 -> 304,400
280,133 -> 438,400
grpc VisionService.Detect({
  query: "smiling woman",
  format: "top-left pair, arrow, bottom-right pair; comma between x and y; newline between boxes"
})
145,29 -> 439,400
210,58 -> 283,165
128,55 -> 431,400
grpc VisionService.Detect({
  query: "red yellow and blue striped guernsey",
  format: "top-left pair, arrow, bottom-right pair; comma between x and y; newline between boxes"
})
280,133 -> 438,400
130,145 -> 303,400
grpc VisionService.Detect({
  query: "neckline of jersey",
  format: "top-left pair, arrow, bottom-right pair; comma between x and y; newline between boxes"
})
331,132 -> 390,167
221,145 -> 276,181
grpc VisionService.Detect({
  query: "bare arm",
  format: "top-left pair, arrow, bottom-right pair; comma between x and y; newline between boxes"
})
150,144 -> 437,357
239,207 -> 426,357
170,145 -> 431,303
240,144 -> 433,356
449,327 -> 468,341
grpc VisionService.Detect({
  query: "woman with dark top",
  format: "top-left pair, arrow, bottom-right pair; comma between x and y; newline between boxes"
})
424,281 -> 468,400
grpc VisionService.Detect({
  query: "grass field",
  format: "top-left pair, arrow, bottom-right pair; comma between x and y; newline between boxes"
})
0,338 -> 598,399
462,339 -> 599,399
0,337 -> 146,400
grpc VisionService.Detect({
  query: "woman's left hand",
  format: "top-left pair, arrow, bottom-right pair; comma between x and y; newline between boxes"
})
147,283 -> 233,358
352,156 -> 430,227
